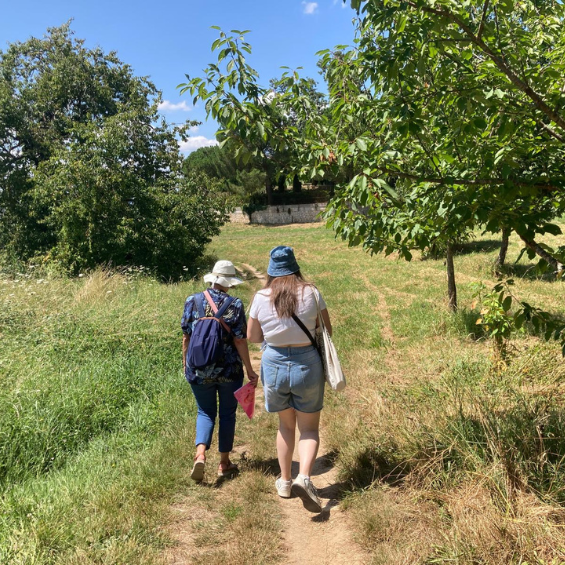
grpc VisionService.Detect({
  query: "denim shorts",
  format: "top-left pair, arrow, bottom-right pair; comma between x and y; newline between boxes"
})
261,344 -> 324,413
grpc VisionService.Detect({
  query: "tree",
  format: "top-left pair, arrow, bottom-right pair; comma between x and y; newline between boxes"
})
179,30 -> 328,204
182,143 -> 266,206
184,7 -> 565,307
183,145 -> 239,186
275,0 -> 565,308
0,24 -> 228,277
33,114 -> 227,277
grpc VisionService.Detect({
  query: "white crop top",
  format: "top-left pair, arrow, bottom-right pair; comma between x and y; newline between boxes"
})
249,285 -> 327,346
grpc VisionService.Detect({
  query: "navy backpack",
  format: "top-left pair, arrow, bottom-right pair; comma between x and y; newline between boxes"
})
187,290 -> 235,370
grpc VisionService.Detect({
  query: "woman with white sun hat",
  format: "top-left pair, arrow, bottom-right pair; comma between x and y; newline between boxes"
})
181,260 -> 258,481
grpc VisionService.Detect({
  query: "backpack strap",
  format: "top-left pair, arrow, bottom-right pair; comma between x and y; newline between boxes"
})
195,293 -> 206,319
203,290 -> 234,334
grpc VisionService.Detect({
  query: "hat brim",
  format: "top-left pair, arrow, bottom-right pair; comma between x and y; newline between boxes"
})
203,273 -> 244,287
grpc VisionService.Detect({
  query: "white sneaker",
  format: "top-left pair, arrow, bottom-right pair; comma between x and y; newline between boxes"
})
291,474 -> 322,512
275,477 -> 292,498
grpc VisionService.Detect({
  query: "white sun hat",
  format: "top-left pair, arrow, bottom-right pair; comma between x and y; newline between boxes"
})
203,260 -> 243,288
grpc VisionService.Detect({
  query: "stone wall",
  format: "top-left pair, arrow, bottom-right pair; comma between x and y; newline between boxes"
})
229,203 -> 327,225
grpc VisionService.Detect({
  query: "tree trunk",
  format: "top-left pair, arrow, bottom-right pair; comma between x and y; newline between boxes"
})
266,176 -> 274,206
292,174 -> 302,193
446,242 -> 458,312
520,235 -> 564,274
495,227 -> 511,271
277,173 -> 286,192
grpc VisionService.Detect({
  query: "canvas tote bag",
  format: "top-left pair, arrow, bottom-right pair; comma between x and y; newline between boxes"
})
312,290 -> 346,391
291,287 -> 346,391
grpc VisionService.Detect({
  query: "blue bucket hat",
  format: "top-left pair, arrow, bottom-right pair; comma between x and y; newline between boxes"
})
267,245 -> 300,277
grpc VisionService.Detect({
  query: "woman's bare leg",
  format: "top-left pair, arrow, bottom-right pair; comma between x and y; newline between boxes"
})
296,410 -> 321,477
277,408 -> 296,481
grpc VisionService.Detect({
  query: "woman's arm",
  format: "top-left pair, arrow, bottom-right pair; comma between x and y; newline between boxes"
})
182,333 -> 190,371
247,317 -> 264,343
321,308 -> 332,337
233,337 -> 259,386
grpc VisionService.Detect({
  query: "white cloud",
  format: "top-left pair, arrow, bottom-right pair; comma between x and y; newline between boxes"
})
158,100 -> 191,112
178,136 -> 218,154
302,2 -> 318,14
258,90 -> 276,105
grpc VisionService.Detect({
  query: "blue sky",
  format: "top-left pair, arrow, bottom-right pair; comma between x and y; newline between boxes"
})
1,1 -> 358,153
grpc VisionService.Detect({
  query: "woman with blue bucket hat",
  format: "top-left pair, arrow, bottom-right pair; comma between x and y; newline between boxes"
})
248,246 -> 333,513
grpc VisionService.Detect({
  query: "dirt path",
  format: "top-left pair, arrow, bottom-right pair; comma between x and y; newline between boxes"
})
277,433 -> 368,565
239,262 -> 267,284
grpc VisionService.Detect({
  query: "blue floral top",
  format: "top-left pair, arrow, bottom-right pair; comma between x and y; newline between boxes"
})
181,288 -> 247,384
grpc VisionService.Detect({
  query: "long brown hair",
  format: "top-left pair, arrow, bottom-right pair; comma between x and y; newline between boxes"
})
265,271 -> 308,318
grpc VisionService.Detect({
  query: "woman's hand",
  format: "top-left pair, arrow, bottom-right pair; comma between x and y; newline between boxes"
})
233,337 -> 259,387
247,368 -> 259,388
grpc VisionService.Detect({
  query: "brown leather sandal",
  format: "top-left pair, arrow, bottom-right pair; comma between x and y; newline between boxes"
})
191,456 -> 205,481
217,461 -> 239,478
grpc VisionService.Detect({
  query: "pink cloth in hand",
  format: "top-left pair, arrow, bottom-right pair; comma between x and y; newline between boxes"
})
234,382 -> 256,419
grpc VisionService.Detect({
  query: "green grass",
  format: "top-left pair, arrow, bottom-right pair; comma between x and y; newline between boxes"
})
0,269 -> 282,564
0,272 -> 197,563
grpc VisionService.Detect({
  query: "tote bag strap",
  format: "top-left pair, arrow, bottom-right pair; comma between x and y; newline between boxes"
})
311,286 -> 324,330
292,285 -> 323,352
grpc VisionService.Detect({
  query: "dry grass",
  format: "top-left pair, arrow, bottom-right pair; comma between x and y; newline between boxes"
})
433,483 -> 565,564
163,472 -> 282,565
346,481 -> 565,565
345,488 -> 443,564
73,269 -> 128,303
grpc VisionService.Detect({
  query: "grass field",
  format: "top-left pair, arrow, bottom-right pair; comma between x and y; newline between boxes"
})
1,222 -> 564,564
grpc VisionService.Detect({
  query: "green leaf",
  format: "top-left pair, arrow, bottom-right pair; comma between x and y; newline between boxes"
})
375,178 -> 399,200
499,0 -> 514,14
543,224 -> 562,236
257,122 -> 265,139
502,296 -> 512,312
397,15 -> 408,33
356,138 -> 367,151
402,248 -> 412,261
